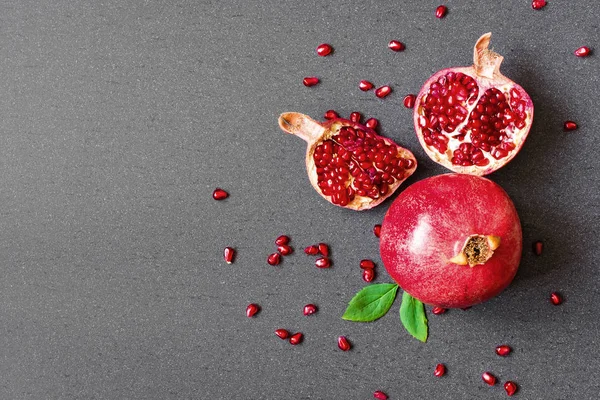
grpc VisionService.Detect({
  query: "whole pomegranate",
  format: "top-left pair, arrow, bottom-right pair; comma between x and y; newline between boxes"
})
278,112 -> 417,210
413,33 -> 534,175
380,174 -> 522,308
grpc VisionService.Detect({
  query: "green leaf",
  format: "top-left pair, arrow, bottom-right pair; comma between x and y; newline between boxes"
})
399,291 -> 428,342
342,283 -> 399,322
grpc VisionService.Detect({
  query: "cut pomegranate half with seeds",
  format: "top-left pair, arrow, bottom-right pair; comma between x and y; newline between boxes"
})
279,113 -> 417,210
414,33 -> 534,175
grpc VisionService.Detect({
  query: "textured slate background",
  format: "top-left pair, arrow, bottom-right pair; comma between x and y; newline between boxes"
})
1,1 -> 599,399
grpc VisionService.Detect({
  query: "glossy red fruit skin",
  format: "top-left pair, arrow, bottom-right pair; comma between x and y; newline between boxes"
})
303,304 -> 318,315
289,332 -> 303,345
337,336 -> 351,351
504,381 -> 518,396
434,363 -> 446,377
482,372 -> 497,386
316,43 -> 333,56
496,345 -> 512,356
380,174 -> 522,308
373,391 -> 388,400
275,329 -> 290,339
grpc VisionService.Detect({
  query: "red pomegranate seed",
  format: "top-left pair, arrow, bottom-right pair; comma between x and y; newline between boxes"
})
365,118 -> 379,130
324,109 -> 339,120
531,0 -> 547,10
277,244 -> 293,256
373,391 -> 389,400
362,268 -> 375,282
315,257 -> 331,268
267,253 -> 281,266
212,188 -> 228,200
533,241 -> 543,255
388,40 -> 405,52
316,43 -> 333,57
574,46 -> 591,57
303,77 -> 320,87
289,332 -> 303,345
435,5 -> 447,18
434,363 -> 446,377
317,243 -> 329,257
275,235 -> 290,246
504,381 -> 518,396
482,372 -> 497,386
375,85 -> 392,98
373,224 -> 381,238
337,336 -> 351,351
432,306 -> 447,315
275,329 -> 290,339
564,121 -> 578,131
246,303 -> 259,318
303,304 -> 318,315
359,80 -> 374,91
223,247 -> 235,264
360,259 -> 375,269
550,292 -> 563,305
304,245 -> 319,255
350,111 -> 362,123
403,94 -> 416,109
495,345 -> 512,356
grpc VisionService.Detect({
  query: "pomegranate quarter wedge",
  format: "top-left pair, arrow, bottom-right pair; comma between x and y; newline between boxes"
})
414,33 -> 534,175
278,112 -> 417,210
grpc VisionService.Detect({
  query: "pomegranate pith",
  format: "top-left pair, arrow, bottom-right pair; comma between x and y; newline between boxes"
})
279,113 -> 417,210
380,174 -> 522,308
413,33 -> 534,175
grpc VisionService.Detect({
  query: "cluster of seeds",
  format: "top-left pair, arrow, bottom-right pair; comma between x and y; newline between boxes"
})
267,235 -> 293,266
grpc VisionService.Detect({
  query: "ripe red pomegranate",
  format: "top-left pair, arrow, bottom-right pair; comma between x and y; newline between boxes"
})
413,33 -> 534,175
278,112 -> 417,210
380,174 -> 522,308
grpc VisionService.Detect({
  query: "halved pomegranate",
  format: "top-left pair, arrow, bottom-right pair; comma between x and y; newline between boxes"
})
413,33 -> 534,175
278,112 -> 417,210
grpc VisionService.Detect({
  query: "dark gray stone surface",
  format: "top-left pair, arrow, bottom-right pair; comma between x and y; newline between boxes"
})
1,1 -> 598,399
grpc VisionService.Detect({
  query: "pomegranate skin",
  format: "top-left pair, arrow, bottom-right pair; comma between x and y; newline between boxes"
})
380,174 -> 522,308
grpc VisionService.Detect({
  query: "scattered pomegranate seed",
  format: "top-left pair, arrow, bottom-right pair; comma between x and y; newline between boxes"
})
275,329 -> 290,339
289,332 -> 303,345
223,247 -> 235,264
359,80 -> 374,91
550,292 -> 563,305
315,257 -> 331,268
350,111 -> 362,123
403,94 -> 416,109
533,241 -> 543,255
482,372 -> 497,386
531,0 -> 547,10
303,304 -> 318,315
324,109 -> 339,120
434,363 -> 446,377
365,118 -> 379,130
373,224 -> 382,238
360,259 -> 375,269
432,306 -> 447,315
246,303 -> 259,318
212,188 -> 228,200
495,344 -> 512,356
435,5 -> 448,18
388,40 -> 405,52
574,46 -> 591,57
275,235 -> 290,246
277,244 -> 293,256
316,43 -> 333,57
267,253 -> 281,266
504,381 -> 518,396
337,336 -> 351,351
303,77 -> 319,87
373,391 -> 389,400
304,245 -> 319,255
362,268 -> 375,282
318,243 -> 329,257
375,85 -> 392,98
564,121 -> 578,131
